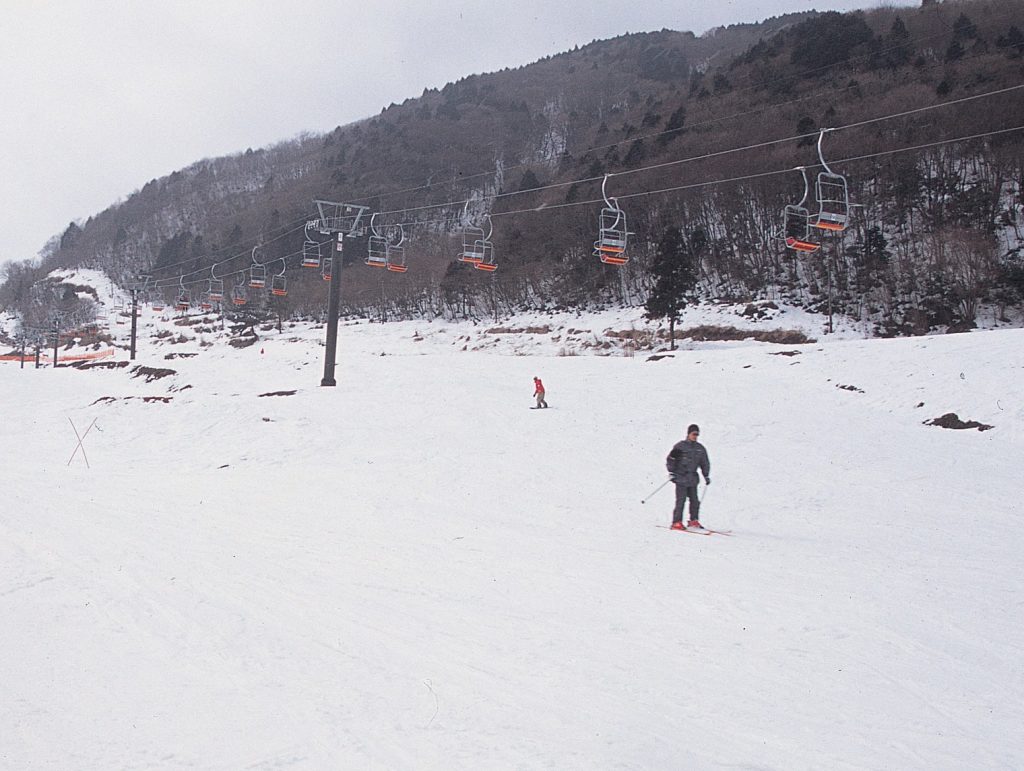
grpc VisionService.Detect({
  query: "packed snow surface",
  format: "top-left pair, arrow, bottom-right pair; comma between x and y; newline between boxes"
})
2,296 -> 1023,769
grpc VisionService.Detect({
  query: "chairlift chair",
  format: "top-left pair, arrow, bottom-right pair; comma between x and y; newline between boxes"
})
249,265 -> 266,289
249,246 -> 267,288
812,129 -> 850,232
321,257 -> 333,281
783,167 -> 820,253
232,284 -> 248,306
595,174 -> 629,265
458,225 -> 486,264
271,261 -> 288,297
201,266 -> 223,302
457,204 -> 490,265
366,213 -> 389,268
176,286 -> 191,311
473,239 -> 497,272
814,174 -> 850,231
386,246 -> 408,273
385,224 -> 408,273
302,230 -> 322,268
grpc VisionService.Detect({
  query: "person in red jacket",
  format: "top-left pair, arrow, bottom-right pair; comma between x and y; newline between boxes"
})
532,376 -> 548,409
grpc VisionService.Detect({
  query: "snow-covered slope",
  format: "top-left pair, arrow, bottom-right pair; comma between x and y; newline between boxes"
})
1,298 -> 1022,768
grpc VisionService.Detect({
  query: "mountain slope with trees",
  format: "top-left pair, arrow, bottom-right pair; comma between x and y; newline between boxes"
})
3,0 -> 1023,338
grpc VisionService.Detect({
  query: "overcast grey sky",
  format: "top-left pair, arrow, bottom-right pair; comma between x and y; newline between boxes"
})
0,0 -> 909,267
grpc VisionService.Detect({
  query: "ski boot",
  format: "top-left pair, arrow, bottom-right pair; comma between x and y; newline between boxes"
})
687,519 -> 704,530
670,521 -> 685,530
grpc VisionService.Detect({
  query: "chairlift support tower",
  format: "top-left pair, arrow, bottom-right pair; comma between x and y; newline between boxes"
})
125,275 -> 151,360
311,200 -> 371,387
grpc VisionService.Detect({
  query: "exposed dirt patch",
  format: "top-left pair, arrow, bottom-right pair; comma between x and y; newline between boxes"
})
925,413 -> 994,432
229,335 -> 258,349
72,360 -> 130,371
131,366 -> 176,382
91,395 -> 173,405
485,325 -> 552,335
670,326 -> 815,344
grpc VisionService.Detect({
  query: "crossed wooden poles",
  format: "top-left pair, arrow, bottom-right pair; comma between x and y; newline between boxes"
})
67,418 -> 98,468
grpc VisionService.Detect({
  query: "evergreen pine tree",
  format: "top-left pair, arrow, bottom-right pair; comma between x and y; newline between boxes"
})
645,226 -> 698,350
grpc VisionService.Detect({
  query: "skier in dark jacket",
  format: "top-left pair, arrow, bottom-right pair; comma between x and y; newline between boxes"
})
666,424 -> 711,530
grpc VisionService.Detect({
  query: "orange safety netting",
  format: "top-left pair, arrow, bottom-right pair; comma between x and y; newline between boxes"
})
0,348 -> 116,363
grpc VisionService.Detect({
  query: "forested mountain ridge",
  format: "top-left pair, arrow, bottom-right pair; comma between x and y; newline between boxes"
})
3,0 -> 1024,337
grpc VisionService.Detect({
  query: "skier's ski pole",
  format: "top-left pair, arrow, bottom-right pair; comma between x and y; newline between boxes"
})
641,479 -> 672,504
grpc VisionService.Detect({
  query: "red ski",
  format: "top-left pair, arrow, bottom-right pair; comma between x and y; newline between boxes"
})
657,525 -> 733,537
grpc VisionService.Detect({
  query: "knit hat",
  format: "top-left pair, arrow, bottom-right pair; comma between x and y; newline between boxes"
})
687,424 -> 700,435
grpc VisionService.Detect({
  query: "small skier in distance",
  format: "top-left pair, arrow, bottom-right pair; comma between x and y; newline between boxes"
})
666,424 -> 710,530
532,376 -> 548,409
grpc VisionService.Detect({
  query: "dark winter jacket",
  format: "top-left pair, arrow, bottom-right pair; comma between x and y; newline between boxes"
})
666,439 -> 710,487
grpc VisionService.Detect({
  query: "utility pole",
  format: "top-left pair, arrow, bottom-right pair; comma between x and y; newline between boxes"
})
314,200 -> 369,387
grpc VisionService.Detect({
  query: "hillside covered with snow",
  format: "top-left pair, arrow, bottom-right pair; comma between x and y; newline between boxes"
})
2,274 -> 1022,768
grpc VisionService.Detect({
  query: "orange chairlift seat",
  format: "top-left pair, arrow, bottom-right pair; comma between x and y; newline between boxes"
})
455,202 -> 488,266
812,129 -> 850,232
147,284 -> 165,311
231,283 -> 248,306
386,224 -> 409,273
471,216 -> 497,272
176,279 -> 191,311
206,266 -> 225,303
249,246 -> 267,289
594,174 -> 630,265
474,244 -> 497,272
302,225 -> 322,268
783,167 -> 820,253
270,260 -> 288,297
366,213 -> 389,268
321,256 -> 333,281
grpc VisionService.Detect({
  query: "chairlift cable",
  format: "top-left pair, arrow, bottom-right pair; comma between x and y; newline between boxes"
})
143,122 -> 1024,287
364,83 -> 1024,224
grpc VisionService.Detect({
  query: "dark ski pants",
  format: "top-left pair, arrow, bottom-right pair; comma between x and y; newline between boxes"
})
672,483 -> 700,523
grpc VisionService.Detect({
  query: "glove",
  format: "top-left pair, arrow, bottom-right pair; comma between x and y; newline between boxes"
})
704,477 -> 711,485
